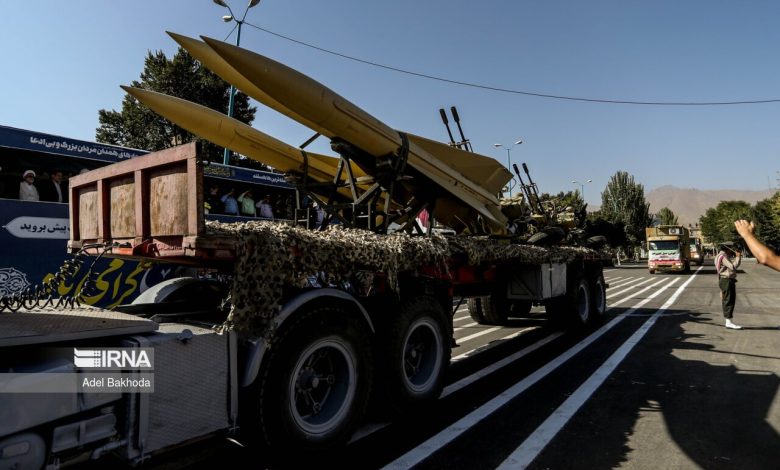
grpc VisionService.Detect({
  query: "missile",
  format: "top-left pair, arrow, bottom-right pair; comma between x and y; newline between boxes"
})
120,86 -> 359,190
194,36 -> 509,230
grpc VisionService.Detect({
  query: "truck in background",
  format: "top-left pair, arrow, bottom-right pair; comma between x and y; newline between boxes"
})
646,225 -> 691,274
689,237 -> 704,266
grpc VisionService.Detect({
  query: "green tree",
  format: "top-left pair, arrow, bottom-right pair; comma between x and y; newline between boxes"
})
752,191 -> 780,249
96,48 -> 256,164
599,171 -> 653,245
699,200 -> 754,246
657,207 -> 678,225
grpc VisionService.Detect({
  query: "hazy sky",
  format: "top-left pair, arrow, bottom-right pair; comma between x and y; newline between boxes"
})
2,1 -> 779,204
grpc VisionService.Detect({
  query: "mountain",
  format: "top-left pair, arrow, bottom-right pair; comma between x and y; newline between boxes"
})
645,186 -> 776,226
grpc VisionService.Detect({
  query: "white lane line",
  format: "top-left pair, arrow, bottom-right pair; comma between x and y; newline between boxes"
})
454,322 -> 479,332
607,277 -> 657,298
457,327 -> 502,343
381,277 -> 681,470
444,331 -> 563,397
453,314 -> 470,322
451,327 -> 541,363
605,277 -> 635,288
609,278 -> 670,306
497,266 -> 703,469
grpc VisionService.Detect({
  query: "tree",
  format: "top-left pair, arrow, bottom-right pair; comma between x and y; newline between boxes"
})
752,191 -> 780,250
699,200 -> 754,247
599,171 -> 653,246
96,48 -> 256,164
657,207 -> 678,225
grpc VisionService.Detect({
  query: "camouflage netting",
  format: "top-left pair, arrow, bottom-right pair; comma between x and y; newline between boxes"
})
205,220 -> 599,335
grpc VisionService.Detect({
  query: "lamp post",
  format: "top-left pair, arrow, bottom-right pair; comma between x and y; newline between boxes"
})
213,0 -> 262,165
571,179 -> 592,201
494,140 -> 523,196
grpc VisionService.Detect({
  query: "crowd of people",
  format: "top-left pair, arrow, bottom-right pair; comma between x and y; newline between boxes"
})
204,183 -> 298,221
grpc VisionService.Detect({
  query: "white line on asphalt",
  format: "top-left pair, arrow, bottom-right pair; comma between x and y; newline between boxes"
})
381,276 -> 682,470
609,278 -> 670,306
457,326 -> 503,343
444,331 -> 563,397
607,277 -> 657,298
453,314 -> 470,322
497,266 -> 703,469
454,322 -> 479,332
605,277 -> 635,288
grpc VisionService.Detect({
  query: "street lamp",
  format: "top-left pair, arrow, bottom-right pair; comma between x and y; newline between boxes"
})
214,0 -> 262,165
571,179 -> 592,201
494,140 -> 523,196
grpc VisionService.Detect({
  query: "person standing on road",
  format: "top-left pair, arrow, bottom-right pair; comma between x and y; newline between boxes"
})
716,242 -> 742,330
734,219 -> 780,272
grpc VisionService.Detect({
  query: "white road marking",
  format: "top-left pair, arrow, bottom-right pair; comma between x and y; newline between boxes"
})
381,276 -> 682,470
607,277 -> 657,298
457,326 -> 502,343
454,322 -> 479,331
444,331 -> 563,396
497,266 -> 703,469
609,278 -> 669,306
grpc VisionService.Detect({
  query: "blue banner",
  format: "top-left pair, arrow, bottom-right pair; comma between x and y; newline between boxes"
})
203,162 -> 291,189
0,200 -> 180,308
0,125 -> 147,163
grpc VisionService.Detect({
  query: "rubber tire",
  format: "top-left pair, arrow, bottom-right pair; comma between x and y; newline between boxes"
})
649,269 -> 655,274
545,278 -> 592,328
571,278 -> 592,326
590,275 -> 607,322
585,235 -> 608,249
467,297 -> 486,323
254,306 -> 373,453
379,296 -> 451,416
481,295 -> 510,325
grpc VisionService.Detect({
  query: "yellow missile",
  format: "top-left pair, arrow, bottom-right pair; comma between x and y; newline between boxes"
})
120,86 -> 355,188
166,32 -> 323,133
196,36 -> 509,230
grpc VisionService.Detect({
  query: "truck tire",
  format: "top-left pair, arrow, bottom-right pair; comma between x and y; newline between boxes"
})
545,278 -> 592,328
571,278 -> 592,325
590,275 -> 607,321
481,295 -> 510,325
467,296 -> 510,325
379,296 -> 451,416
649,269 -> 655,274
467,297 -> 486,323
254,306 -> 373,453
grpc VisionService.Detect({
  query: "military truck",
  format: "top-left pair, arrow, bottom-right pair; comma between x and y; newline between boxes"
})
645,225 -> 692,273
0,144 -> 607,467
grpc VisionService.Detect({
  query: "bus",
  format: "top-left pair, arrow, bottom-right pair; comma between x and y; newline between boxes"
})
0,124 -> 296,307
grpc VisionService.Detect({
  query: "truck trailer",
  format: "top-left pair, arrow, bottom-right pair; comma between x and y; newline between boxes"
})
0,144 -> 607,468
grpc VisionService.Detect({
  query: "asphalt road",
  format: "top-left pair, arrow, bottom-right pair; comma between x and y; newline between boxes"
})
143,258 -> 780,469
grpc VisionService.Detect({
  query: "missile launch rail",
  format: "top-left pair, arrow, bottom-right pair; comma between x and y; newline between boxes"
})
1,143 -> 607,467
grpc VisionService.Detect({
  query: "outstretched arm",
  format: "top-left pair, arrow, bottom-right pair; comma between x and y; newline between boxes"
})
734,220 -> 780,271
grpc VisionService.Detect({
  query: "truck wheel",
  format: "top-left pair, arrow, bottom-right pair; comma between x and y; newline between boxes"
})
379,296 -> 451,416
571,278 -> 592,325
255,306 -> 373,452
482,295 -> 511,325
467,296 -> 509,325
545,278 -> 592,328
590,275 -> 607,321
467,297 -> 486,323
649,269 -> 655,274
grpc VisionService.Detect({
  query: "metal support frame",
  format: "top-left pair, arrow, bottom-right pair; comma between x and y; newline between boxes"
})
290,132 -> 431,235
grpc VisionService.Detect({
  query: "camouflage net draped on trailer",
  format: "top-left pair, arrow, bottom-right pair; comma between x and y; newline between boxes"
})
205,221 -> 600,335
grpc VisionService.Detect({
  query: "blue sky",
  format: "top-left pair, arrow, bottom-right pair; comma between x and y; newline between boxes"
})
2,1 -> 779,205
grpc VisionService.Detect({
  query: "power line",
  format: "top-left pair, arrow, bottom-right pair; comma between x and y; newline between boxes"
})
244,22 -> 780,107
